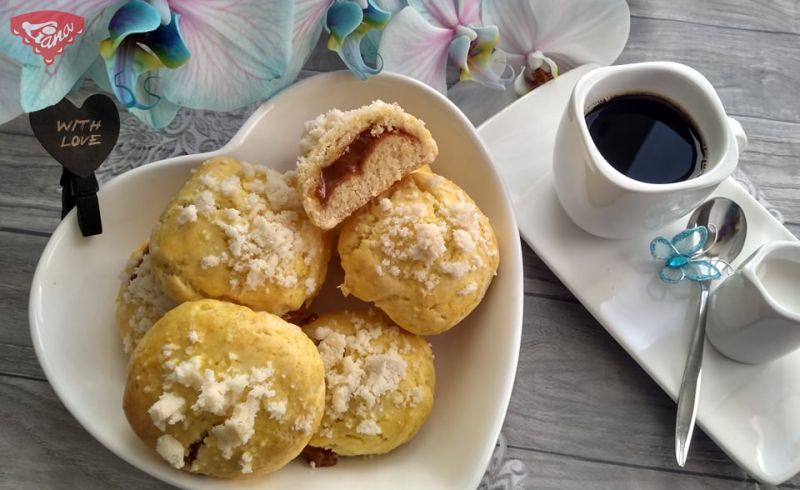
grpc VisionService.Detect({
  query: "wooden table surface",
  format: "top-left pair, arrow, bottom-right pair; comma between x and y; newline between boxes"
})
2,1 -> 799,488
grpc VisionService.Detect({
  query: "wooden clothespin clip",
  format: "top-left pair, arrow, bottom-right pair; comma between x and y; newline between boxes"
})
29,94 -> 120,237
60,168 -> 102,235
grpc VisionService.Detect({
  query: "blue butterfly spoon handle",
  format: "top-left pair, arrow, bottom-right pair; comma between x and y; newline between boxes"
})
675,281 -> 710,467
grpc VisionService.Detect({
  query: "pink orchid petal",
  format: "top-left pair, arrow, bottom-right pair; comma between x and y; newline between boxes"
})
485,0 -> 629,70
379,7 -> 453,94
160,0 -> 293,111
1,0 -> 118,112
291,0 -> 330,63
0,55 -> 23,124
481,0 -> 538,57
535,0 -> 630,67
456,0 -> 482,26
407,0 -> 457,28
465,52 -> 508,90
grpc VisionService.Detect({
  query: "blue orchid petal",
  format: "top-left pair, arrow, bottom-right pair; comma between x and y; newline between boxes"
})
157,0 -> 293,111
326,1 -> 364,48
672,226 -> 707,257
142,13 -> 191,68
328,0 -> 390,79
360,29 -> 382,67
146,0 -> 171,24
87,56 -> 113,92
684,260 -> 722,282
101,37 -> 163,109
108,0 -> 163,50
650,237 -> 678,260
659,266 -> 685,284
255,0 -> 329,114
448,35 -> 470,69
129,93 -> 180,128
374,0 -> 406,14
359,0 -> 398,66
362,0 -> 392,27
90,53 -> 179,128
335,33 -> 382,79
102,0 -> 186,113
0,54 -> 23,125
1,1 -> 118,112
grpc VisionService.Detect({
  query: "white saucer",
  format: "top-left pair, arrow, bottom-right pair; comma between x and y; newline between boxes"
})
478,65 -> 800,485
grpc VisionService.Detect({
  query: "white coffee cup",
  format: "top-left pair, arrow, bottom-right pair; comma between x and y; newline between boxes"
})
707,241 -> 800,364
552,62 -> 747,239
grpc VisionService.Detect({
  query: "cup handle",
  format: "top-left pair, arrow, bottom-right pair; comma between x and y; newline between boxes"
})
727,117 -> 748,152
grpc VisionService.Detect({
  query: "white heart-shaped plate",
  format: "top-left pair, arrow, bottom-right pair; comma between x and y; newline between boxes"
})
29,72 -> 523,490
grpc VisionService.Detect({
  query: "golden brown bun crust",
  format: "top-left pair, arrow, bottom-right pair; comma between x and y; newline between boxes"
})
149,157 -> 331,316
338,172 -> 499,335
115,240 -> 176,354
124,299 -> 325,478
302,309 -> 435,456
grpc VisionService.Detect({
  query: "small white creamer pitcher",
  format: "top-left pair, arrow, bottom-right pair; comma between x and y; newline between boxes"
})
707,241 -> 800,364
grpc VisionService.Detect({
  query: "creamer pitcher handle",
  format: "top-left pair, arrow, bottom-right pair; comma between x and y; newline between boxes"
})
727,117 -> 747,152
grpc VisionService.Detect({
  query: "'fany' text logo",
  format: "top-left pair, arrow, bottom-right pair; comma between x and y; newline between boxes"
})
10,11 -> 85,65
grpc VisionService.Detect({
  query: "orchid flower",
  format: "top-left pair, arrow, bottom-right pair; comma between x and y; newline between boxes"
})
287,0 -> 395,82
98,0 -> 190,111
378,0 -> 509,94
449,0 -> 630,125
1,0 -> 294,128
359,0 -> 406,65
327,0 -> 391,78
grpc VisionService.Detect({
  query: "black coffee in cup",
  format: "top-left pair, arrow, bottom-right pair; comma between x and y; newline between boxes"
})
585,94 -> 705,184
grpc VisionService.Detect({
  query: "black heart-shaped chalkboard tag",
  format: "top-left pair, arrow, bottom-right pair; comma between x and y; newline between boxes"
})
29,94 -> 120,178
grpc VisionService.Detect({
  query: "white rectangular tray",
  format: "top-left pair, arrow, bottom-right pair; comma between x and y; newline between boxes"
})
477,65 -> 800,485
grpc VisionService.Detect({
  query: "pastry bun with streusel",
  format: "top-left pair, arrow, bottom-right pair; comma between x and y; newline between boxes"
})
296,100 -> 438,231
338,171 -> 499,335
124,299 -> 325,478
302,309 -> 435,457
149,157 -> 331,316
116,240 -> 176,354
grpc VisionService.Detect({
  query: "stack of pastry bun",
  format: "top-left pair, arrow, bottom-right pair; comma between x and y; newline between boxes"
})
116,101 -> 499,478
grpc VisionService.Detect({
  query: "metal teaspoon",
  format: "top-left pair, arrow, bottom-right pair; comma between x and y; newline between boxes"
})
675,197 -> 747,467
